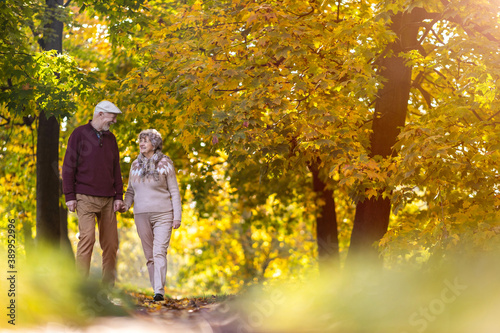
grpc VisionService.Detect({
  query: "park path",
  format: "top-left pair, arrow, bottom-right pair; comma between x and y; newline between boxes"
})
124,292 -> 241,333
1,293 -> 245,333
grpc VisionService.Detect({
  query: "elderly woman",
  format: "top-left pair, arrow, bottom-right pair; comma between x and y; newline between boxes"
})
123,129 -> 182,301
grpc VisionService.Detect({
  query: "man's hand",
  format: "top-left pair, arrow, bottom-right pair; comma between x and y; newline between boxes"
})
66,200 -> 77,212
114,200 -> 124,212
173,220 -> 181,229
119,202 -> 128,213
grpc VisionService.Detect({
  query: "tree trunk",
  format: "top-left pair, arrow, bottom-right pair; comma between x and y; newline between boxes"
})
347,11 -> 423,261
36,111 -> 61,242
36,0 -> 70,247
310,160 -> 339,271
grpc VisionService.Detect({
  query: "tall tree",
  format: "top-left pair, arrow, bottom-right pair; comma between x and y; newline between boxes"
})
36,0 -> 67,244
1,0 -> 109,248
348,8 -> 427,261
310,159 -> 339,269
348,1 -> 500,261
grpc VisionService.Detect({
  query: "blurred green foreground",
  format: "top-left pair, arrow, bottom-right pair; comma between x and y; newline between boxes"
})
1,245 -> 500,332
0,245 -> 131,329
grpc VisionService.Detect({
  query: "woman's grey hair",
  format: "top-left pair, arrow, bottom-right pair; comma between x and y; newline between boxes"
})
138,129 -> 163,152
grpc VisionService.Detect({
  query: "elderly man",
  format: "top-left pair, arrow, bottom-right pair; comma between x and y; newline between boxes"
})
62,100 -> 124,285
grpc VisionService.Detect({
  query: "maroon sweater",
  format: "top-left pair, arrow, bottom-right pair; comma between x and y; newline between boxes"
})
62,121 -> 123,202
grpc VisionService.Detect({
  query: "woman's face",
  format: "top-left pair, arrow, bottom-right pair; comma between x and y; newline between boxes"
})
139,136 -> 154,157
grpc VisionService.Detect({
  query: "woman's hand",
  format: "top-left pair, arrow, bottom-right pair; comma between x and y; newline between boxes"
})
173,220 -> 181,229
114,200 -> 125,212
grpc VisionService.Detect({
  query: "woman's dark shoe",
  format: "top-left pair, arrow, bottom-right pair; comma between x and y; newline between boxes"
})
153,293 -> 164,302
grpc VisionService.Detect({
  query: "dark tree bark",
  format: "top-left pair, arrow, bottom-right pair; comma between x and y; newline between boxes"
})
309,160 -> 339,271
36,0 -> 71,248
347,10 -> 426,262
36,111 -> 61,242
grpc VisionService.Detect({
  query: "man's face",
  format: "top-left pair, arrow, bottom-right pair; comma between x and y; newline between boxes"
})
100,112 -> 118,131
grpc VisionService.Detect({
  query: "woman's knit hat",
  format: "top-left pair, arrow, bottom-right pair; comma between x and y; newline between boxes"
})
139,129 -> 163,152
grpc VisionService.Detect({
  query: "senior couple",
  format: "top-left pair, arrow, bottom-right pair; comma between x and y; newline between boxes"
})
62,100 -> 181,302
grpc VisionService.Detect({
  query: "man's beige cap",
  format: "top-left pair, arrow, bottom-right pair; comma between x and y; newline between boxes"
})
95,100 -> 122,114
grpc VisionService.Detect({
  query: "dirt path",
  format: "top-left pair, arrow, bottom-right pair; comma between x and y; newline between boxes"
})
1,293 -> 244,333
128,292 -> 239,333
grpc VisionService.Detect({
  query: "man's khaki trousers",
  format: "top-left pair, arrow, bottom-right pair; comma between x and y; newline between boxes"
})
76,194 -> 118,285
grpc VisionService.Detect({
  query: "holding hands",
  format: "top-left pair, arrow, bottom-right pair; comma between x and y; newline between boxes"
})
114,200 -> 127,213
67,200 -> 127,213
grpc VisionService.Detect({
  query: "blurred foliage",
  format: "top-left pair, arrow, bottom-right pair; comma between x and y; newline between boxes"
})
0,245 -> 132,329
0,0 -> 95,119
228,250 -> 500,332
1,0 -> 500,312
0,105 -> 36,253
2,243 -> 500,331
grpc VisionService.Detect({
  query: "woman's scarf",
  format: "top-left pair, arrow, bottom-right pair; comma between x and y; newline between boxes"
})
137,151 -> 165,181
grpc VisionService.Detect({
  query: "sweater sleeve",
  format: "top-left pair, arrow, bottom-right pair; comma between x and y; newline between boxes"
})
166,162 -> 182,222
112,135 -> 124,201
62,131 -> 79,202
123,176 -> 135,211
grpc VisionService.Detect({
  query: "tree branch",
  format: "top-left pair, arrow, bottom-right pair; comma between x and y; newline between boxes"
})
0,114 -> 10,127
0,114 -> 34,127
337,0 -> 341,22
214,88 -> 246,92
417,18 -> 438,44
416,85 -> 433,108
412,72 -> 433,108
285,7 -> 314,18
431,69 -> 456,92
0,51 -> 32,57
471,109 -> 484,122
486,109 -> 500,122
440,0 -> 498,43
431,28 -> 445,44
